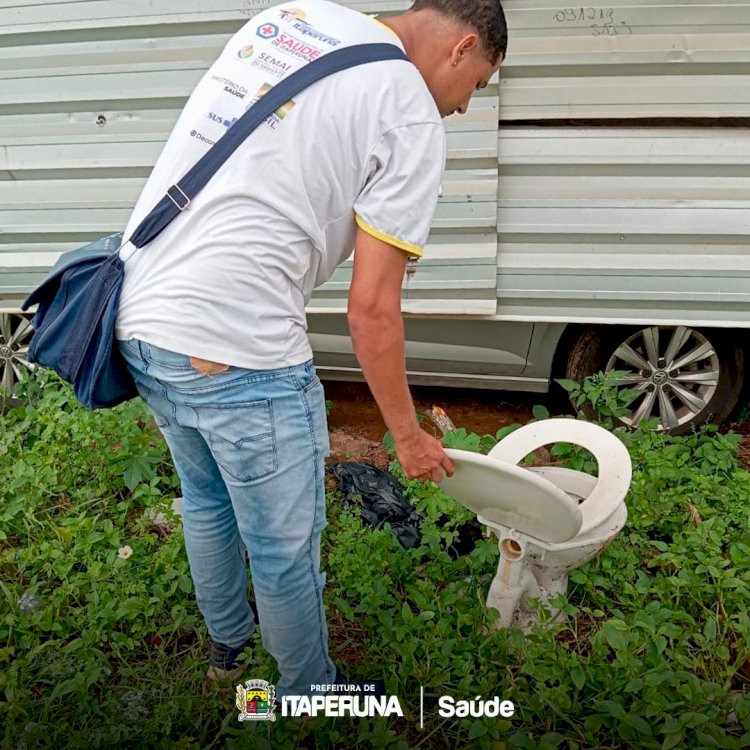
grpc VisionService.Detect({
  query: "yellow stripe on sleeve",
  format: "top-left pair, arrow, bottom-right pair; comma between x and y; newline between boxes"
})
355,214 -> 424,258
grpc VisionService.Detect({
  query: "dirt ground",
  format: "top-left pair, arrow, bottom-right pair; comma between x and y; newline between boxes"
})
323,380 -> 750,472
728,416 -> 750,471
323,380 -> 537,468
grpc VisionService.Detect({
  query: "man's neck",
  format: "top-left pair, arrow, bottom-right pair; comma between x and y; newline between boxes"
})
380,12 -> 443,75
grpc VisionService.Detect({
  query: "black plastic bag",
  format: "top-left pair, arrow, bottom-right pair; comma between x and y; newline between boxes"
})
328,462 -> 424,549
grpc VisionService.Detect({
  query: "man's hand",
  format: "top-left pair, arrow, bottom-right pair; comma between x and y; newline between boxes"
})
348,226 -> 454,483
395,427 -> 455,483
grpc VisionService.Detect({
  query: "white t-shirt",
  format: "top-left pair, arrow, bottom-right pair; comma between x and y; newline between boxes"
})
115,0 -> 446,369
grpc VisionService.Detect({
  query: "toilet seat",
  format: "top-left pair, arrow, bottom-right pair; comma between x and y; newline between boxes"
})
487,418 -> 632,535
441,449 -> 583,543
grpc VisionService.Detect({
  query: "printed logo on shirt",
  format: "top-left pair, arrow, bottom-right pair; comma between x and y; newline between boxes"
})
250,52 -> 294,79
269,33 -> 324,62
237,45 -> 255,60
278,7 -> 307,22
207,111 -> 238,130
189,129 -> 216,146
211,75 -> 248,100
256,22 -> 280,39
278,7 -> 341,46
204,85 -> 294,135
245,83 -> 296,130
288,20 -> 341,47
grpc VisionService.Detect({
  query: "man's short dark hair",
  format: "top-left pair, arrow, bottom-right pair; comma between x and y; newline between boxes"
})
410,0 -> 508,62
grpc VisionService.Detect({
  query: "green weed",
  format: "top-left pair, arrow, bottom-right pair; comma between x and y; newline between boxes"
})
1,371 -> 749,748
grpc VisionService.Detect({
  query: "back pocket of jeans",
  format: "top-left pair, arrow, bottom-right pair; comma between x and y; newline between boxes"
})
193,399 -> 277,482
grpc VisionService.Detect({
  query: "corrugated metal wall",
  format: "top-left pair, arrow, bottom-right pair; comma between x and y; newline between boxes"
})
497,125 -> 750,325
0,0 -> 498,313
493,1 -> 750,327
2,1 -> 750,324
500,0 -> 750,119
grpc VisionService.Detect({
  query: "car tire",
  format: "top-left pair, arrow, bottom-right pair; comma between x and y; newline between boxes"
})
564,325 -> 744,435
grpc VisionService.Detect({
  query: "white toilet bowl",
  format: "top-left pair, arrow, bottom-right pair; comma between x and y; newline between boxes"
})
441,419 -> 631,629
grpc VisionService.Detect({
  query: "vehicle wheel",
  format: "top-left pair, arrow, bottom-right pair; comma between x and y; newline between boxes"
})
565,325 -> 744,435
0,311 -> 35,395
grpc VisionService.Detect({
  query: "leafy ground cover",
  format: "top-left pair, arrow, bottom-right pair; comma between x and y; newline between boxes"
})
1,372 -> 749,749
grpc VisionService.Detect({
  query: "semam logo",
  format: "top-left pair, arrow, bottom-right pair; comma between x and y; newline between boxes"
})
236,679 -> 276,722
251,51 -> 293,79
237,45 -> 254,60
256,22 -> 280,39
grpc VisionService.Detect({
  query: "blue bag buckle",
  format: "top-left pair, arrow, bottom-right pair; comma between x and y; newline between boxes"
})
166,184 -> 191,211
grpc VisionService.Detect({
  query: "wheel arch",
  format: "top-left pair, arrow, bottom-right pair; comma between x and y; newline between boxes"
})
549,323 -> 594,391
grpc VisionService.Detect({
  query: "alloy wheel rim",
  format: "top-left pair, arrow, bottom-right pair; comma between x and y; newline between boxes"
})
605,325 -> 720,431
0,313 -> 35,395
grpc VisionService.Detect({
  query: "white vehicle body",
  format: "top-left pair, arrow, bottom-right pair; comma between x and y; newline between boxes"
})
2,1 -> 749,432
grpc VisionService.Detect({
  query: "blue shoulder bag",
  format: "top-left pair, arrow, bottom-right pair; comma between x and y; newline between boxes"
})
21,43 -> 407,409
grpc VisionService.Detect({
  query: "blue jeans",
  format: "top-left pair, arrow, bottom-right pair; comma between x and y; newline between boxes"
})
118,338 -> 335,697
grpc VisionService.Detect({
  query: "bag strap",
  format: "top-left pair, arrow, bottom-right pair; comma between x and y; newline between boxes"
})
126,42 -> 408,250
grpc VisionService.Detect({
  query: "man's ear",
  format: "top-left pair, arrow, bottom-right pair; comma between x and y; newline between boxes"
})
451,33 -> 479,65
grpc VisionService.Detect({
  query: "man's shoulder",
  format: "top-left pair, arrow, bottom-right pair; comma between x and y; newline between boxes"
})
367,66 -> 442,130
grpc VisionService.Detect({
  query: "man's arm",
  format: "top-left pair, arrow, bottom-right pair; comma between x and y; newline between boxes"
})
347,227 -> 454,483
